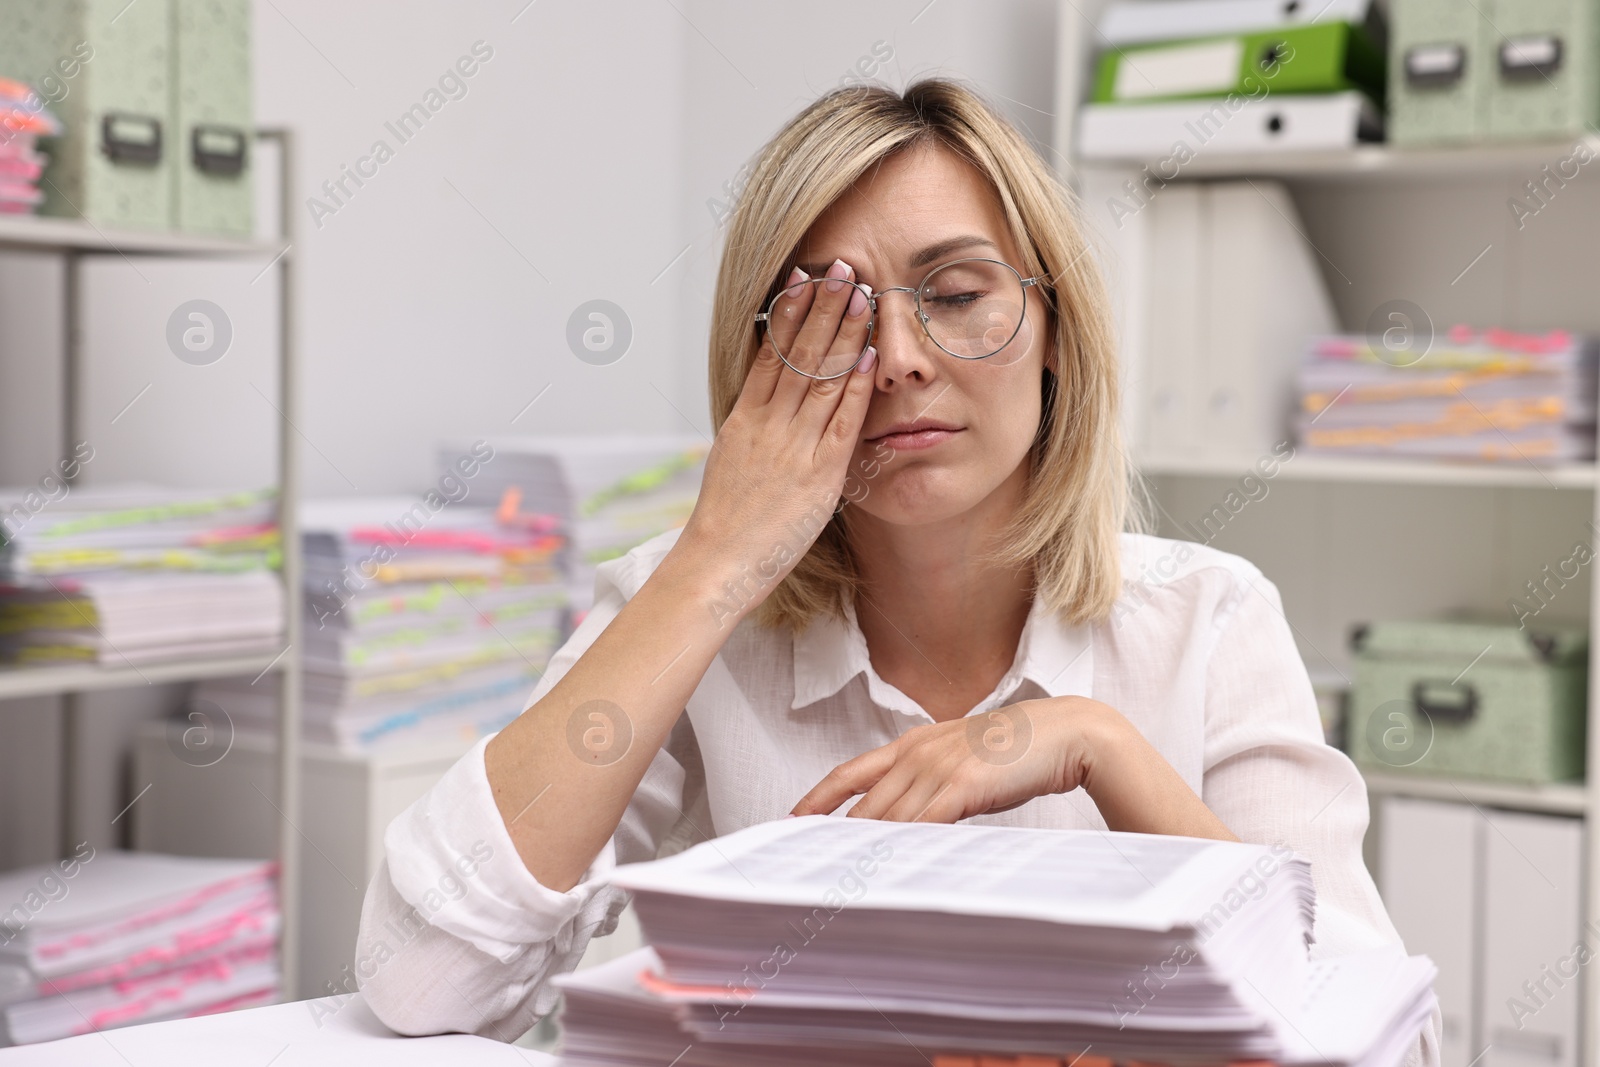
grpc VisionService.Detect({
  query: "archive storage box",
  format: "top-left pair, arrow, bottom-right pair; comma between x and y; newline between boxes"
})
1348,620 -> 1587,784
172,0 -> 252,235
1388,0 -> 1485,144
0,0 -> 175,229
1389,0 -> 1600,145
1483,0 -> 1600,142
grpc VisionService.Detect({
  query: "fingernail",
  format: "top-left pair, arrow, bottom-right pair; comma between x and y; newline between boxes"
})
786,266 -> 808,291
784,812 -> 799,818
847,285 -> 867,317
856,345 -> 877,373
825,258 -> 849,293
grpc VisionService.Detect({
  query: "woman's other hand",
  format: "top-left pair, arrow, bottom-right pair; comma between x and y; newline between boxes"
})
790,697 -> 1238,842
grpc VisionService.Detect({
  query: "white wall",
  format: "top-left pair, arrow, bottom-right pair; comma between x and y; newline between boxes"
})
253,0 -> 1059,485
249,0 -> 696,493
248,0 -> 1061,497
0,0 -> 1060,860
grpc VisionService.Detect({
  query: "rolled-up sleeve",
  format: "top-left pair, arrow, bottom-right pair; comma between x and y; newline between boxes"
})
355,547 -> 700,1040
1200,566 -> 1442,1067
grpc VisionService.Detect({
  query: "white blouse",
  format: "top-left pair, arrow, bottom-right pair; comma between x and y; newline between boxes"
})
354,526 -> 1440,1066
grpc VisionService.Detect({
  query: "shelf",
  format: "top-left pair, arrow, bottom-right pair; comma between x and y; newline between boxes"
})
0,214 -> 286,257
0,127 -> 306,997
0,648 -> 289,702
1140,454 -> 1597,489
1363,770 -> 1589,816
1080,134 -> 1600,184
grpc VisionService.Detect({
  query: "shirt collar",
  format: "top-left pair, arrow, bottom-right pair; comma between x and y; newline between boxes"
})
789,590 -> 1095,712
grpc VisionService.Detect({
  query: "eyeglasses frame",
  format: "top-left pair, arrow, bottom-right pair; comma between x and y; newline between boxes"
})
753,256 -> 1051,380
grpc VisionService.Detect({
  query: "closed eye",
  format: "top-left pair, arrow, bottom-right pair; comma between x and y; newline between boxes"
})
926,289 -> 986,308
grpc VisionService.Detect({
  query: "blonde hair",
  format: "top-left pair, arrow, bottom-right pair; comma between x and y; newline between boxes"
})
707,77 -> 1136,633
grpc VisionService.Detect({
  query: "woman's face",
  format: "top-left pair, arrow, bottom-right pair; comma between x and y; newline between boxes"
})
792,142 -> 1054,530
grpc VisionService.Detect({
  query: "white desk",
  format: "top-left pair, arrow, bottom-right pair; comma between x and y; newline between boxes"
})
0,994 -> 555,1065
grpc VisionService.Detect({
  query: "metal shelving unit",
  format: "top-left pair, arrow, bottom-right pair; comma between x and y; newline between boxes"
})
0,128 -> 302,997
0,215 -> 286,257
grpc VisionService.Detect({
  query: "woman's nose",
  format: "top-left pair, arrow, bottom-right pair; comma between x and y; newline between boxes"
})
869,290 -> 939,382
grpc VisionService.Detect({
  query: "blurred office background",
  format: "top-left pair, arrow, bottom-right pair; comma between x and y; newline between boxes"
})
0,1 -> 1595,1063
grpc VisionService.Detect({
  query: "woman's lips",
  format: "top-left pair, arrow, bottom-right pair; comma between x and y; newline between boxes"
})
873,427 -> 963,451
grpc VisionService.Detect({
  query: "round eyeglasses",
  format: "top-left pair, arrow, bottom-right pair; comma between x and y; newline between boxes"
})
753,257 -> 1050,380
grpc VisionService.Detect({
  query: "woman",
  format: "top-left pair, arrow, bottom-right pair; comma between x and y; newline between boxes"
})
355,78 -> 1437,1065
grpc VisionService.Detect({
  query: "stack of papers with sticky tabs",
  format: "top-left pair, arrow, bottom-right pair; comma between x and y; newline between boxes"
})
0,851 -> 279,1047
202,496 -> 565,752
439,436 -> 708,628
298,497 -> 561,594
553,817 -> 1437,1067
0,484 -> 279,581
0,78 -> 59,214
0,570 -> 284,666
1295,327 -> 1598,464
0,484 -> 283,666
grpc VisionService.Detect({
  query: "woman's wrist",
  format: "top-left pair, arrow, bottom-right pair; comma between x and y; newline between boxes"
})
1057,697 -> 1237,842
1051,697 -> 1128,798
631,547 -> 740,640
659,525 -> 794,630
657,537 -> 744,621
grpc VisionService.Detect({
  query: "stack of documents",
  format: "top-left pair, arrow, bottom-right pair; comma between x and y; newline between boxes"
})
1077,0 -> 1385,160
0,78 -> 58,214
556,817 -> 1437,1067
0,485 -> 279,580
297,497 -> 561,594
1295,328 -> 1598,464
0,851 -> 279,1047
0,571 -> 284,666
0,485 -> 283,666
442,437 -> 708,627
203,497 -> 565,752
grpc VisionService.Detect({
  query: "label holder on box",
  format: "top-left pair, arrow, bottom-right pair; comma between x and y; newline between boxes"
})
100,113 -> 162,166
192,125 -> 247,176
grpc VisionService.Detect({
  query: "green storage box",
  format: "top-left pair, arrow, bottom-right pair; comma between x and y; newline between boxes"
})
1483,0 -> 1600,142
0,0 -> 175,229
172,0 -> 252,236
1348,619 -> 1588,784
1390,0 -> 1600,145
1388,0 -> 1488,145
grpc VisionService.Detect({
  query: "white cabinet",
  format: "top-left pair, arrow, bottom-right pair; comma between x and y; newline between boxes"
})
1380,796 -> 1481,1066
1380,796 -> 1584,1067
1481,809 -> 1584,1067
